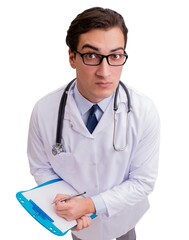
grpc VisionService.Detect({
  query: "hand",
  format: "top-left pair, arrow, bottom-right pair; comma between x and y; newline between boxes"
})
72,215 -> 93,231
53,193 -> 95,221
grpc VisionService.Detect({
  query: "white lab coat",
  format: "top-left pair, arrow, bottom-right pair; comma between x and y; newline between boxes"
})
27,82 -> 160,240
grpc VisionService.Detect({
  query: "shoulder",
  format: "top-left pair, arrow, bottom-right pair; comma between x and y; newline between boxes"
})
126,84 -> 159,115
31,86 -> 66,118
120,83 -> 160,130
37,86 -> 65,107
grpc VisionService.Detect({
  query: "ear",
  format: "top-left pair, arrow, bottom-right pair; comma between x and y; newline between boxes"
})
69,49 -> 76,69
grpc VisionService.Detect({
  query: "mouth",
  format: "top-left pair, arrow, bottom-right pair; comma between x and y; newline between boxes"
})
95,82 -> 112,88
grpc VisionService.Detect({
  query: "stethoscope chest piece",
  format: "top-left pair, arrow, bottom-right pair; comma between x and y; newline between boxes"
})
52,143 -> 64,156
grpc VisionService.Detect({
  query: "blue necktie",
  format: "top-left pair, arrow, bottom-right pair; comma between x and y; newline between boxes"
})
86,104 -> 98,133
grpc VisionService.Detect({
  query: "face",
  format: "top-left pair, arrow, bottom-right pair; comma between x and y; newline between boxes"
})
69,27 -> 126,103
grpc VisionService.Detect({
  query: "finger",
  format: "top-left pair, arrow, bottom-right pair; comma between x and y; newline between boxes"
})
83,216 -> 93,227
55,200 -> 66,208
54,202 -> 68,218
53,194 -> 70,204
72,216 -> 93,231
74,218 -> 83,231
80,216 -> 88,228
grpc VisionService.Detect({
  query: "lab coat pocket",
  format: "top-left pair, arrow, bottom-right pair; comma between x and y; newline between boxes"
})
50,152 -> 78,183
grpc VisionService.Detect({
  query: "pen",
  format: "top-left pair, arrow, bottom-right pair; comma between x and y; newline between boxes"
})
52,191 -> 86,204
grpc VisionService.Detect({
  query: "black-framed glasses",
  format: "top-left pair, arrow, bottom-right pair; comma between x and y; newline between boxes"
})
75,50 -> 128,66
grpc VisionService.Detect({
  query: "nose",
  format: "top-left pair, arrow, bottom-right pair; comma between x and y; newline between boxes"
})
96,57 -> 111,77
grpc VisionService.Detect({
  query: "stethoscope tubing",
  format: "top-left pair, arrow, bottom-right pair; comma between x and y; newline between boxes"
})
56,79 -> 76,144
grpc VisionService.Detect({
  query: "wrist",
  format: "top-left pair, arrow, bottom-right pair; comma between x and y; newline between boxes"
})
84,197 -> 96,214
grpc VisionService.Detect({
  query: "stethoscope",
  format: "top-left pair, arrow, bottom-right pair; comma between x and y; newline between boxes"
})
52,79 -> 131,155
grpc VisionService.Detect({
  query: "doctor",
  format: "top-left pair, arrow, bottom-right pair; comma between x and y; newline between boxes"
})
27,7 -> 160,240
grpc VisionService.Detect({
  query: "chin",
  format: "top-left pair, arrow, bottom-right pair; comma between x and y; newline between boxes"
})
93,93 -> 112,103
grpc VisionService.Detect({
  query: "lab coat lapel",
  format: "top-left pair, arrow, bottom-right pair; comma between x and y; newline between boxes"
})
64,94 -> 92,137
94,87 -> 128,134
93,100 -> 114,134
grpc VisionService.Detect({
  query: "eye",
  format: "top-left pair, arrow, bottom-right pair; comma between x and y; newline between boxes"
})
110,54 -> 123,60
85,53 -> 99,59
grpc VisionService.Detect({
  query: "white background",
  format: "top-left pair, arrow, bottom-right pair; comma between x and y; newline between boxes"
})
0,0 -> 189,239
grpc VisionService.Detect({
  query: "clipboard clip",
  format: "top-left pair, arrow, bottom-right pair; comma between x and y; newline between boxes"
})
29,199 -> 54,222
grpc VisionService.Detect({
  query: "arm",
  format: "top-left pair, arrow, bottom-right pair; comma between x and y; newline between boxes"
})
27,102 -> 60,185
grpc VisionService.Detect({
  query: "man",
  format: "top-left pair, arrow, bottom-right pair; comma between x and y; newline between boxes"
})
27,7 -> 160,240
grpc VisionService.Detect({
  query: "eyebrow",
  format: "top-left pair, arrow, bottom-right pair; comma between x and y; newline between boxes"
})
81,44 -> 125,53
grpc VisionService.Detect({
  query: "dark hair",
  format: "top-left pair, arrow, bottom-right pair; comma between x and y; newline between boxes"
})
66,7 -> 128,51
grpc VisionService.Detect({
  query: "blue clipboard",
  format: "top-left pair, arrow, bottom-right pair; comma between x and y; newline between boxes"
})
16,179 -> 96,236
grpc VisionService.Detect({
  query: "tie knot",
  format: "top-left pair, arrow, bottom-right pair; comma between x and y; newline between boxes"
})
89,104 -> 98,116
